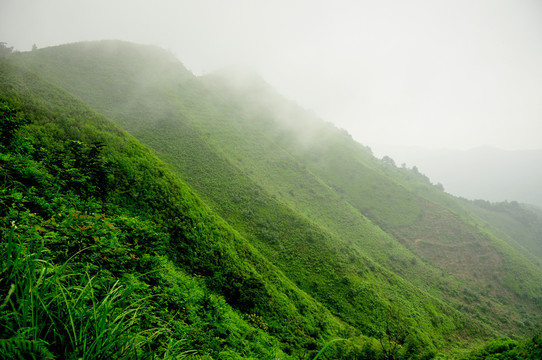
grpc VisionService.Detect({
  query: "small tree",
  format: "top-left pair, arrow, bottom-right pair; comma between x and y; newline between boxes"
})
0,42 -> 14,57
382,155 -> 396,167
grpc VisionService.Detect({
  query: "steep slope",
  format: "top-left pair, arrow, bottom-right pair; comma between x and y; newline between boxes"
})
0,59 -> 369,358
10,40 -> 542,352
461,199 -> 542,267
199,69 -> 542,329
340,145 -> 542,272
347,145 -> 542,268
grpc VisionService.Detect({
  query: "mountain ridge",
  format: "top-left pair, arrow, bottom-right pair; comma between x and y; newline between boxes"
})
373,144 -> 542,208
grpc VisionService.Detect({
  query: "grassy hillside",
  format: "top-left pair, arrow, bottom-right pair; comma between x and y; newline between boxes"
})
461,200 -> 542,265
0,59 -> 378,359
348,146 -> 542,278
8,40 -> 542,357
199,69 -> 542,330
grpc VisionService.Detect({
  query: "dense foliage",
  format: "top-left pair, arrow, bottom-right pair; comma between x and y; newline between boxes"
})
0,63 -> 334,358
462,336 -> 542,360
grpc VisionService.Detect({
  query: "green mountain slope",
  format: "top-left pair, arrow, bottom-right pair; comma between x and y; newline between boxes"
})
461,199 -> 542,266
198,68 -> 542,329
9,40 -> 542,357
0,59 -> 373,359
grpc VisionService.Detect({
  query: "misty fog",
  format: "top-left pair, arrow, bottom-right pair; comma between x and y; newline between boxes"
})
2,0 -> 542,205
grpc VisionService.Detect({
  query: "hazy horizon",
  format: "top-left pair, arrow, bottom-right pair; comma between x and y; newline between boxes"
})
2,0 -> 542,152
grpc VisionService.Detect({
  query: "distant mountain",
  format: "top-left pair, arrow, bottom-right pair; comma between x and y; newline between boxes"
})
5,40 -> 542,358
374,145 -> 542,208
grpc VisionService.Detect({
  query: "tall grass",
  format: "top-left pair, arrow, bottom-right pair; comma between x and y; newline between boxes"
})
312,338 -> 345,360
0,227 -> 161,359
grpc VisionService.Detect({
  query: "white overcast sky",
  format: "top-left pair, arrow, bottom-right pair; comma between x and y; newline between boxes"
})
2,0 -> 542,151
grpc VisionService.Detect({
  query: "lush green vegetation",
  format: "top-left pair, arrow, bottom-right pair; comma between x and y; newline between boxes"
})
197,68 -> 542,336
1,61 -> 361,358
461,199 -> 542,265
5,41 -> 542,358
461,336 -> 542,360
